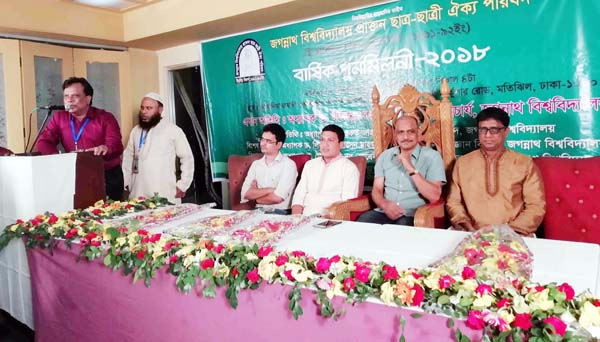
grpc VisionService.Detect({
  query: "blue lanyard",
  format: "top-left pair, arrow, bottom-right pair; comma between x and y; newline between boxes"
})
138,130 -> 148,149
70,116 -> 90,148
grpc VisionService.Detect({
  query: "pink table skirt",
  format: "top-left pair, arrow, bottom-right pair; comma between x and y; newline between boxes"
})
27,244 -> 482,342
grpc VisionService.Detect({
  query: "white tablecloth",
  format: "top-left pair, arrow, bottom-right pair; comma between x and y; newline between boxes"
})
2,208 -> 599,329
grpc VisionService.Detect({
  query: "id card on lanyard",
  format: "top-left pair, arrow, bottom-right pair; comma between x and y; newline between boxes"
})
70,116 -> 90,151
132,130 -> 148,174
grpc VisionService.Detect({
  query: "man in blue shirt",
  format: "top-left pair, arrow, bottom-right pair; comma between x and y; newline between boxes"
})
357,115 -> 446,226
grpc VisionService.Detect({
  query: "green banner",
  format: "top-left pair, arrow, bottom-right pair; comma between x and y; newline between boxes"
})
202,0 -> 600,179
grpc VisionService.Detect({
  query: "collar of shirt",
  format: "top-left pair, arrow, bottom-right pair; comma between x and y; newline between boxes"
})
319,154 -> 343,165
391,144 -> 422,162
260,152 -> 283,165
70,106 -> 99,121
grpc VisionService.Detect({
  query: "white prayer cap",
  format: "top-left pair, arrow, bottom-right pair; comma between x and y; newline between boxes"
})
143,92 -> 163,105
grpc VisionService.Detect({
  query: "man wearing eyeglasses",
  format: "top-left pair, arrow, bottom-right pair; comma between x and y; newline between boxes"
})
291,124 -> 359,216
446,107 -> 546,236
241,123 -> 298,214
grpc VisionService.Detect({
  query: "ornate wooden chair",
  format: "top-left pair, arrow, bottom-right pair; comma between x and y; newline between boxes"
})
328,79 -> 455,227
227,154 -> 311,210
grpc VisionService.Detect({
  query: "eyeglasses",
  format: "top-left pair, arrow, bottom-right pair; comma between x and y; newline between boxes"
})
259,137 -> 277,145
478,127 -> 506,135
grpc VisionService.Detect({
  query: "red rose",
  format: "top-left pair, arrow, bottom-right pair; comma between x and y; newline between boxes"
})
497,259 -> 509,270
136,250 -> 146,259
149,233 -> 161,243
284,269 -> 295,281
557,283 -> 575,301
232,267 -> 239,277
164,242 -> 174,251
329,255 -> 341,263
201,258 -> 215,269
169,255 -> 179,263
543,316 -> 567,337
137,229 -> 148,236
343,277 -> 355,291
65,228 -> 79,239
534,285 -> 545,292
275,255 -> 289,266
138,196 -> 146,201
411,285 -> 424,306
480,241 -> 491,247
205,241 -> 214,251
315,257 -> 332,273
125,204 -> 132,209
439,275 -> 455,290
257,246 -> 273,258
141,236 -> 150,243
593,299 -> 600,307
118,226 -> 128,233
84,232 -> 98,241
383,264 -> 399,281
91,208 -> 102,215
30,218 -> 40,227
246,268 -> 260,283
354,264 -> 371,283
91,240 -> 101,247
47,214 -> 58,224
496,298 -> 511,308
461,266 -> 476,280
214,244 -> 225,254
466,310 -> 486,330
513,313 -> 532,330
35,234 -> 43,241
16,219 -> 24,224
475,284 -> 493,296
411,272 -> 423,279
291,251 -> 306,258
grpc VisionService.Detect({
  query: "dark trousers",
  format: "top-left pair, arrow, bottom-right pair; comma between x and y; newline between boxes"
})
356,209 -> 415,226
105,166 -> 124,201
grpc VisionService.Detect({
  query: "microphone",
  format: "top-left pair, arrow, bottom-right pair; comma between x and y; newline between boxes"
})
38,105 -> 68,111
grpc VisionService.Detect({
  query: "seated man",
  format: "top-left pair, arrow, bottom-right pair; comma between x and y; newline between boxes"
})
446,107 -> 546,236
240,123 -> 298,214
292,124 -> 359,216
357,115 -> 446,226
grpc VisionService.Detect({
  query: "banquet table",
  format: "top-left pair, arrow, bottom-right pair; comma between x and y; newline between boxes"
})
5,208 -> 600,339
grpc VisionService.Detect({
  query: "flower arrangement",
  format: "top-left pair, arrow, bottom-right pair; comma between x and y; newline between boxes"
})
431,226 -> 533,285
165,210 -> 257,239
105,203 -> 204,229
230,215 -> 310,245
1,203 -> 600,342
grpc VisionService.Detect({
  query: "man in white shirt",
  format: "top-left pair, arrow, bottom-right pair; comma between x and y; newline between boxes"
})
292,124 -> 360,216
240,123 -> 298,214
122,92 -> 195,203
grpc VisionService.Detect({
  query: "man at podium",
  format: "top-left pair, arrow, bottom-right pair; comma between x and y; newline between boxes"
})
35,77 -> 124,201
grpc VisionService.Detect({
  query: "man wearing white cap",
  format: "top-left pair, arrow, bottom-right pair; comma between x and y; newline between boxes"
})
122,92 -> 195,203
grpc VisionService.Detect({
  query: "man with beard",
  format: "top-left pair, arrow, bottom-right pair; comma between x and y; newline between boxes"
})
36,77 -> 124,200
356,115 -> 446,226
122,92 -> 194,203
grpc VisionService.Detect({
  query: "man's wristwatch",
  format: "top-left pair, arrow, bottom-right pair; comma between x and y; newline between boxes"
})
409,170 -> 419,176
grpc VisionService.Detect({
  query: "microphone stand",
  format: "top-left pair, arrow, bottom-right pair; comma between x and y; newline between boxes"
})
28,108 -> 58,154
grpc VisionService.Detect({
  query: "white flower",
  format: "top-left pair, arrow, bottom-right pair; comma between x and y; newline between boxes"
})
380,282 -> 395,305
527,289 -> 554,312
512,295 -> 530,314
579,302 -> 600,328
498,310 -> 515,324
284,263 -> 314,283
245,253 -> 258,261
327,279 -> 345,300
258,255 -> 277,280
461,279 -> 478,292
473,294 -> 494,309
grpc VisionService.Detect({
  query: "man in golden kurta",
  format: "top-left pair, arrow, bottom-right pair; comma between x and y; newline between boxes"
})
446,107 -> 546,236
